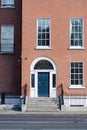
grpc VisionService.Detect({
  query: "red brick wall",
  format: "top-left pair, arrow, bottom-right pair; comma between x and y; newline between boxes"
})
22,0 -> 87,96
0,0 -> 22,95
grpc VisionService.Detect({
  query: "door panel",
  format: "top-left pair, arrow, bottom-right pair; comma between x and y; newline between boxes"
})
38,72 -> 49,97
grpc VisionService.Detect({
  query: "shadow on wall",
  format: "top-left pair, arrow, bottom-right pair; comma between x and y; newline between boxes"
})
23,83 -> 27,104
1,92 -> 5,104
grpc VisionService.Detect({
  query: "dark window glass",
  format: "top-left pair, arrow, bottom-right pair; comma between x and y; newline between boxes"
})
53,74 -> 56,88
34,60 -> 54,70
31,74 -> 35,88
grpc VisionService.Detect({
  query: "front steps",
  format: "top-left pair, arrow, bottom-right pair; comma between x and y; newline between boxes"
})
26,97 -> 60,114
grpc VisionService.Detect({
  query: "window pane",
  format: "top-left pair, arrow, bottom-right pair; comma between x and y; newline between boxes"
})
38,40 -> 41,46
75,40 -> 78,46
75,19 -> 79,25
38,33 -> 41,39
41,19 -> 45,25
71,40 -> 74,46
45,26 -> 49,32
38,26 -> 41,32
70,62 -> 83,86
70,18 -> 83,47
79,69 -> 83,73
75,74 -> 78,79
75,80 -> 78,85
42,33 -> 45,39
75,69 -> 78,73
42,40 -> 45,46
71,63 -> 74,67
1,25 -> 14,53
52,74 -> 56,88
79,33 -> 82,39
79,74 -> 83,79
37,18 -> 50,47
79,63 -> 83,67
71,80 -> 74,85
79,80 -> 83,85
42,26 -> 45,32
75,26 -> 78,32
46,40 -> 49,46
79,40 -> 82,46
71,69 -> 74,73
71,33 -> 74,39
72,26 -> 75,32
71,19 -> 75,25
46,33 -> 49,39
75,33 -> 79,38
31,74 -> 35,88
2,0 -> 14,5
71,74 -> 74,79
75,63 -> 78,67
34,60 -> 54,70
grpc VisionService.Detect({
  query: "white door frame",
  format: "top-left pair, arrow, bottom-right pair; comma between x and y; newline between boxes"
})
30,57 -> 57,97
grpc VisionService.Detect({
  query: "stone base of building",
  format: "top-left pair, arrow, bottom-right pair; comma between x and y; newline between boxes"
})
63,96 -> 87,111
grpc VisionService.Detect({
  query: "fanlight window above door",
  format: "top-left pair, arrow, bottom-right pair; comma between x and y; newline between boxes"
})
34,60 -> 54,69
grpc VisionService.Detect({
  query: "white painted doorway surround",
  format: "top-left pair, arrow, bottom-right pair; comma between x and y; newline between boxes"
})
30,57 -> 57,97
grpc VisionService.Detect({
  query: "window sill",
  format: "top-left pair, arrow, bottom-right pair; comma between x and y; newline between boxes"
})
0,52 -> 14,54
69,47 -> 85,50
69,86 -> 85,89
35,46 -> 52,50
1,6 -> 15,8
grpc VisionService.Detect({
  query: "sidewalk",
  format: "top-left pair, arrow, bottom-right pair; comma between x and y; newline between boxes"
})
0,109 -> 87,116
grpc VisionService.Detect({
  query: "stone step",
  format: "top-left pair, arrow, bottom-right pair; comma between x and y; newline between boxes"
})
27,105 -> 58,107
26,109 -> 59,112
27,103 -> 58,106
26,97 -> 59,112
27,98 -> 57,103
27,98 -> 57,105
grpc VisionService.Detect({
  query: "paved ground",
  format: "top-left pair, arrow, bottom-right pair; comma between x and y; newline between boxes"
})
0,109 -> 87,116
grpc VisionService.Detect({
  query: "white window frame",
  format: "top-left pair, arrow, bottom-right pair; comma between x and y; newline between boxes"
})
1,0 -> 15,8
36,18 -> 51,49
69,62 -> 84,88
1,25 -> 14,53
69,18 -> 84,50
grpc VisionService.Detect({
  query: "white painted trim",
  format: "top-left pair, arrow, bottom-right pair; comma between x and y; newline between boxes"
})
35,46 -> 52,50
30,57 -> 56,97
69,46 -> 84,50
69,86 -> 85,89
30,57 -> 56,71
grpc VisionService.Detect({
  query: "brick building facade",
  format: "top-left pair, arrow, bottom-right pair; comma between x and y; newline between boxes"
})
1,0 -> 87,108
0,0 -> 22,104
22,0 -> 87,108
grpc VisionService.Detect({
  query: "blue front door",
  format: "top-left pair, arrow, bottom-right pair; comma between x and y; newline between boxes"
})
38,72 -> 49,97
